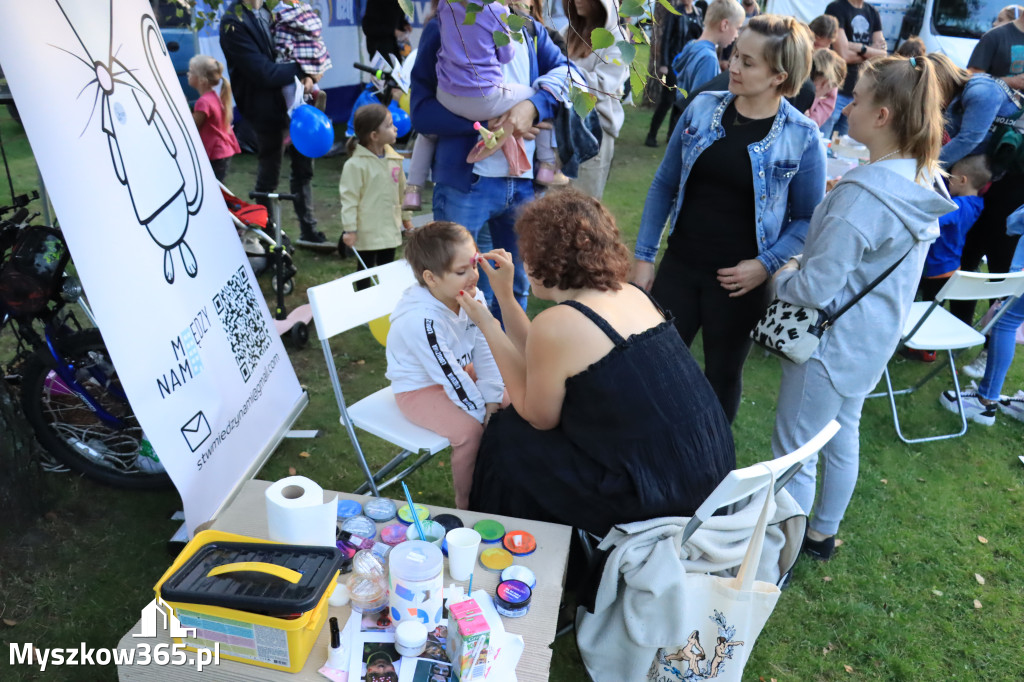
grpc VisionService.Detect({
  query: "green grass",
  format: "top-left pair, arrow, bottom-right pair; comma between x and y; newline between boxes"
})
2,107 -> 1024,681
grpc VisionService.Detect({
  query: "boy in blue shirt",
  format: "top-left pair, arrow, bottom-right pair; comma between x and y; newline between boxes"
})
919,154 -> 992,304
672,0 -> 745,104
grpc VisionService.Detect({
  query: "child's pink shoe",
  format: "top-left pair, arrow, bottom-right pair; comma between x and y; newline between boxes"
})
403,185 -> 422,211
536,163 -> 570,186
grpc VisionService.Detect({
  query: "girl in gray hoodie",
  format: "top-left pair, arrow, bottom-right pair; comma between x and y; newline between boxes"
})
770,56 -> 956,561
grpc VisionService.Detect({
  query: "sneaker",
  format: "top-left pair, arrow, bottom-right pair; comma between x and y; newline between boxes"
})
802,534 -> 835,561
535,163 -> 570,186
997,390 -> 1024,423
402,185 -> 422,211
644,134 -> 658,148
939,390 -> 996,426
962,350 -> 988,379
900,347 -> 937,362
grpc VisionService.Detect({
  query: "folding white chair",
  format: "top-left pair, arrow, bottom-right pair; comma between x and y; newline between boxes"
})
307,260 -> 450,496
869,270 -> 1024,444
677,419 -> 841,546
559,420 -> 841,640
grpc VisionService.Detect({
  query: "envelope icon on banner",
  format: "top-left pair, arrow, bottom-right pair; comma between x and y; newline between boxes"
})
181,411 -> 211,452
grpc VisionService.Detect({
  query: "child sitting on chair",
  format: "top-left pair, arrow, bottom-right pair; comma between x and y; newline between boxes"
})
386,221 -> 507,509
918,154 -> 991,303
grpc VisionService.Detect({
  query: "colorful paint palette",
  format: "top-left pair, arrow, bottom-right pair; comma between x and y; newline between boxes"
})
474,519 -> 505,544
502,530 -> 536,556
336,499 -> 363,519
363,497 -> 397,523
397,503 -> 430,525
479,547 -> 514,573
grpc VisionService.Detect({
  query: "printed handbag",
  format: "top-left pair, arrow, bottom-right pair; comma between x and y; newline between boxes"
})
646,468 -> 780,682
749,299 -> 828,364
751,247 -> 915,365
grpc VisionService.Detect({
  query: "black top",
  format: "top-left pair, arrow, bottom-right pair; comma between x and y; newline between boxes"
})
219,0 -> 305,132
668,101 -> 775,270
826,0 -> 883,96
657,4 -> 704,70
469,287 -> 735,537
967,21 -> 1024,78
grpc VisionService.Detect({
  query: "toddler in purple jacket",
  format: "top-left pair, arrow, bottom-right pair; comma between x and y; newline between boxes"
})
403,1 -> 563,210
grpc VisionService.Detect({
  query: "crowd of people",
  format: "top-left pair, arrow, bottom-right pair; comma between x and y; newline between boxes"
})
189,1 -> 1024,563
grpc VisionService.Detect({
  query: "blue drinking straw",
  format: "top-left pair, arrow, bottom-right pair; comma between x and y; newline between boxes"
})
401,481 -> 427,542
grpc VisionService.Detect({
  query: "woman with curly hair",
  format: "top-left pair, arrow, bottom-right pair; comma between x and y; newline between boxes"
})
457,190 -> 735,536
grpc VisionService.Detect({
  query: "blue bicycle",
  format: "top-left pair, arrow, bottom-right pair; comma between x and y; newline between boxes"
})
0,195 -> 170,489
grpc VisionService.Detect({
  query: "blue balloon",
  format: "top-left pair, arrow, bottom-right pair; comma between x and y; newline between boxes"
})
389,100 -> 411,138
290,104 -> 334,158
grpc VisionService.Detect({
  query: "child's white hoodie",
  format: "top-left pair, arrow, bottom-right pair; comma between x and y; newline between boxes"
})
385,284 -> 504,423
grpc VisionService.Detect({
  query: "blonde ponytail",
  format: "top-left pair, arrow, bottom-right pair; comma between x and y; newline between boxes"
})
860,56 -> 944,181
190,55 -> 233,131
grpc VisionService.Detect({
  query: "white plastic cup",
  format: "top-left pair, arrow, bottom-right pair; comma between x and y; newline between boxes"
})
445,527 -> 482,582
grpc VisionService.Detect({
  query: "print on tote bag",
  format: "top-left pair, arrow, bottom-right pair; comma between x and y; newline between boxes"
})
647,611 -> 745,681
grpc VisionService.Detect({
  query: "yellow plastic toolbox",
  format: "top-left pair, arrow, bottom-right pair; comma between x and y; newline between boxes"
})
153,530 -> 342,672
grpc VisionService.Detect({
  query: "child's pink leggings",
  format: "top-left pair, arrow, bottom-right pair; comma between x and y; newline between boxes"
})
395,385 -> 509,509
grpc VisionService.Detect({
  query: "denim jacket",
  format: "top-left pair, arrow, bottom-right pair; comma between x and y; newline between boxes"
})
635,91 -> 826,273
941,74 -> 1022,168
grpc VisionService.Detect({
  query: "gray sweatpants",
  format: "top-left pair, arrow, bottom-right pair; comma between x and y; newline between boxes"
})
771,358 -> 867,537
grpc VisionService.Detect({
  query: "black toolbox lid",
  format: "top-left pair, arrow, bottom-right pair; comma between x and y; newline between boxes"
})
160,540 -> 343,617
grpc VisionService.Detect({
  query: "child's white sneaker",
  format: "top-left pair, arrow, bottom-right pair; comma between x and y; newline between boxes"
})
961,350 -> 988,379
997,390 -> 1024,423
939,390 -> 996,426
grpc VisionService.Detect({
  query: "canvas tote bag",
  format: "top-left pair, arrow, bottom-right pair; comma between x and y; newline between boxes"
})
646,469 -> 781,682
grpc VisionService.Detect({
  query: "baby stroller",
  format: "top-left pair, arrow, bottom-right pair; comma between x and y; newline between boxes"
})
221,183 -> 297,295
221,183 -> 311,347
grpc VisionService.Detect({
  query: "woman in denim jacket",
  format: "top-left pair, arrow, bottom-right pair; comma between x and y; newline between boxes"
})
928,53 -> 1024,324
929,53 -> 1022,168
631,15 -> 825,422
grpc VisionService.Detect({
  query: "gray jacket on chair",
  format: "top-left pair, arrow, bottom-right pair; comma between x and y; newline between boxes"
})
575,487 -> 805,682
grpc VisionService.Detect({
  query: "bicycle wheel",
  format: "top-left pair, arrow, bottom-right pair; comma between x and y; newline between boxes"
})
20,329 -> 172,489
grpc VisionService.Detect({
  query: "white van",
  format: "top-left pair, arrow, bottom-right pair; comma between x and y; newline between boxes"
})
894,0 -> 1006,66
767,0 -> 1006,68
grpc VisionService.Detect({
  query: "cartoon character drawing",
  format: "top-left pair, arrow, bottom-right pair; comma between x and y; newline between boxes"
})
52,0 -> 203,284
707,636 -> 744,678
648,611 -> 747,681
664,630 -> 707,677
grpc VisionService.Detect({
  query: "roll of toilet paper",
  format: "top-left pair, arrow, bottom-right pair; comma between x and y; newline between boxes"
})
265,476 -> 338,546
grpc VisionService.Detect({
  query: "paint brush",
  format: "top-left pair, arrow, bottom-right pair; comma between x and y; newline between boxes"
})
401,481 -> 427,541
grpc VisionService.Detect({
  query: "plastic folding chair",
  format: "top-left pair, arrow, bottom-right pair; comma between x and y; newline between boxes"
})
307,260 -> 450,496
868,270 -> 1024,443
559,420 -> 841,639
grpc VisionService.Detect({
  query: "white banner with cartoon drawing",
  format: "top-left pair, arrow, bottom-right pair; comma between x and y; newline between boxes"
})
0,0 -> 304,533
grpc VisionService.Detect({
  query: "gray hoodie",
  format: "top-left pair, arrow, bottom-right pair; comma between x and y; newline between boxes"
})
773,162 -> 955,397
385,284 -> 504,423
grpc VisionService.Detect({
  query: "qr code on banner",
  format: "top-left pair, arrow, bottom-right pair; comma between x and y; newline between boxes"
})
213,266 -> 271,382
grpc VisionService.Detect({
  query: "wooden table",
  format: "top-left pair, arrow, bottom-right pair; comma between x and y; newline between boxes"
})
117,480 -> 572,681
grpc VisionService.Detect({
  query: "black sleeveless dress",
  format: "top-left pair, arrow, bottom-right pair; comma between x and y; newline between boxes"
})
469,291 -> 736,537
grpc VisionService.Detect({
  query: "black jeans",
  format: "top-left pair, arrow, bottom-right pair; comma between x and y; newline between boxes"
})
651,250 -> 770,423
353,248 -> 396,290
647,71 -> 681,142
950,172 -> 1024,325
254,127 -> 317,237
